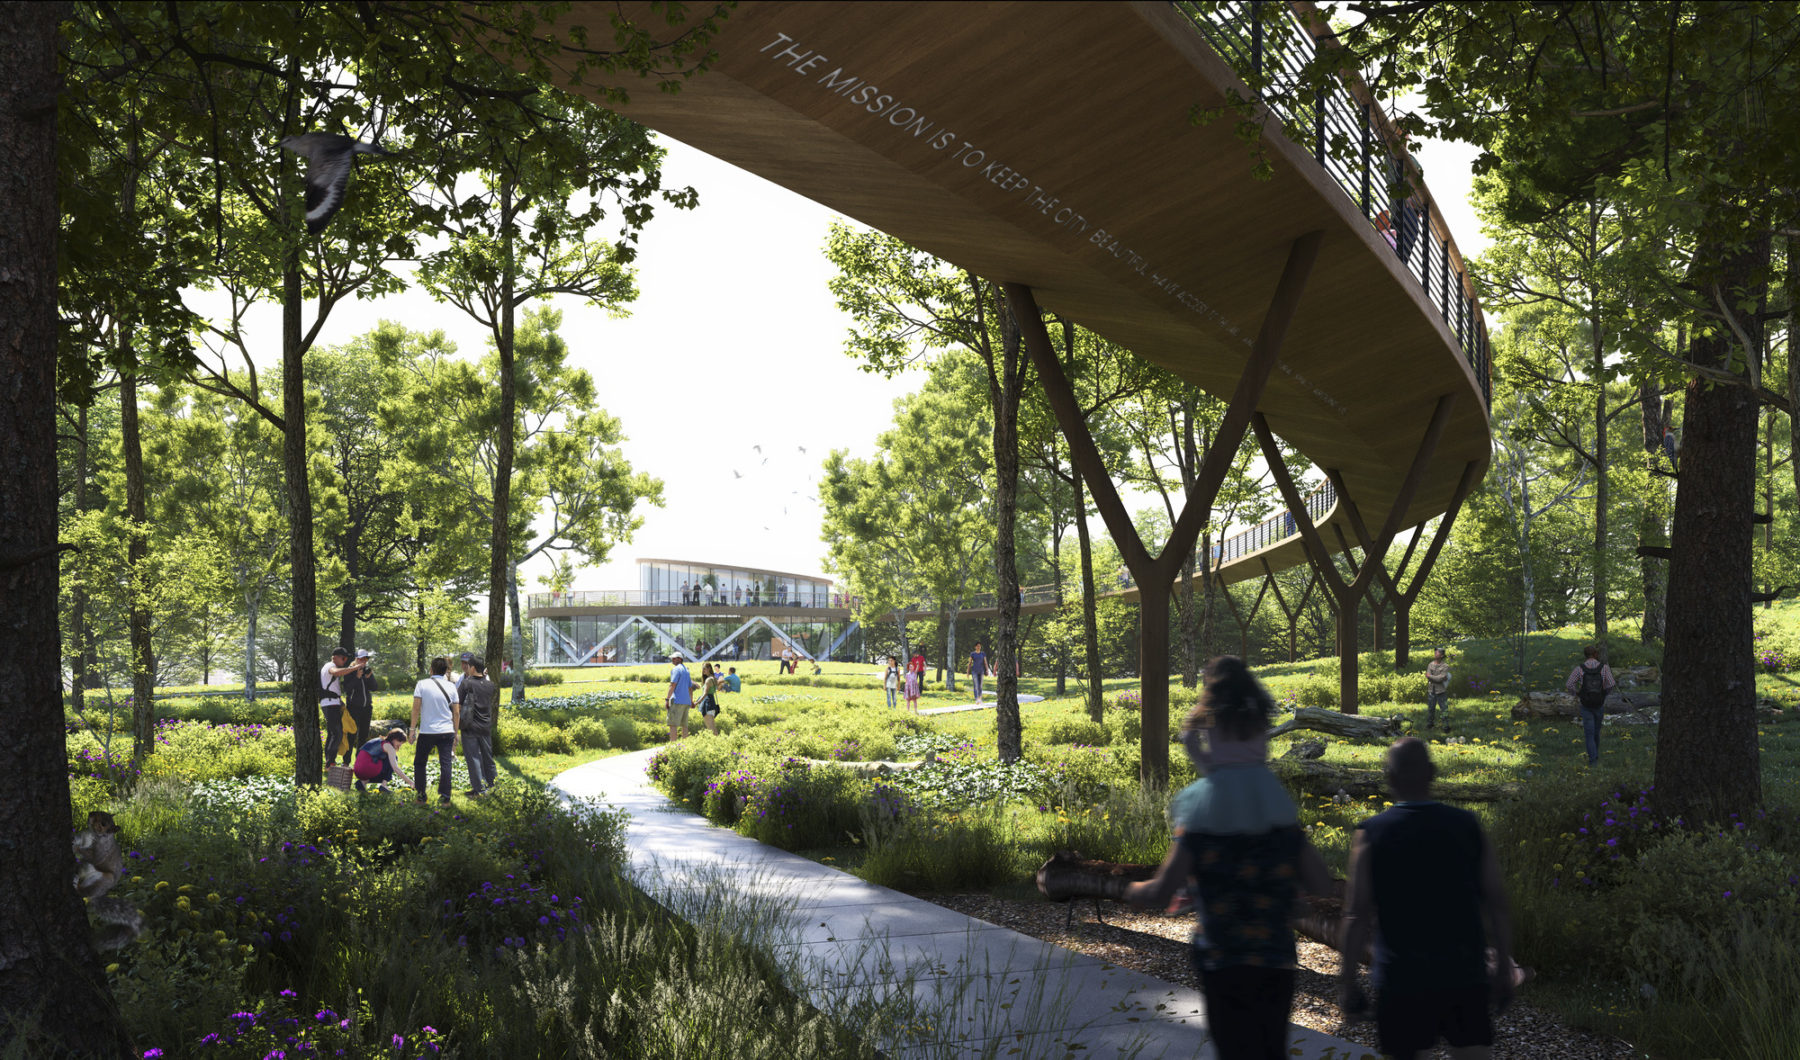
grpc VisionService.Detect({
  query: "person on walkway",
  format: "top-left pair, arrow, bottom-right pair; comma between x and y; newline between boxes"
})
1339,738 -> 1513,1060
320,647 -> 367,767
1425,648 -> 1452,729
882,655 -> 901,709
1126,656 -> 1330,1060
410,657 -> 461,805
969,641 -> 989,703
458,657 -> 498,797
696,662 -> 722,734
352,728 -> 413,793
341,648 -> 378,765
1563,645 -> 1616,765
665,651 -> 694,741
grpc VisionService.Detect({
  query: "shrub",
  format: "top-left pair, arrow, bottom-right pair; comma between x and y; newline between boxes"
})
568,718 -> 612,750
603,716 -> 641,751
737,759 -> 866,850
648,741 -> 750,810
857,802 -> 1025,892
1041,716 -> 1108,746
1297,676 -> 1338,708
1037,785 -> 1172,866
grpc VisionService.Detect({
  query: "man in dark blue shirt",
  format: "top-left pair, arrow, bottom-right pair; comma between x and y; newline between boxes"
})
968,642 -> 989,703
1340,738 -> 1513,1060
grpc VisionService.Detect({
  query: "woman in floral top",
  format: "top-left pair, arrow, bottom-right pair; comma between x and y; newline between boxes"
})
1127,656 -> 1330,1060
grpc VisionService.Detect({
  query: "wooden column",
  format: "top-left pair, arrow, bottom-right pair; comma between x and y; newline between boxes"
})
1006,229 -> 1322,786
1254,393 -> 1454,713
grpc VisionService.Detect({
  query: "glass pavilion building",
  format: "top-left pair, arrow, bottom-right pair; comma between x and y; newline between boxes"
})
528,558 -> 863,666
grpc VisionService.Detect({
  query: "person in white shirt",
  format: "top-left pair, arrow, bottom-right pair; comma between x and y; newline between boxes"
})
320,647 -> 367,767
409,656 -> 461,805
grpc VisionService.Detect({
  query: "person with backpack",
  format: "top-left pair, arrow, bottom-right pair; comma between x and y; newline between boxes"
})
457,657 -> 498,797
1563,645 -> 1616,765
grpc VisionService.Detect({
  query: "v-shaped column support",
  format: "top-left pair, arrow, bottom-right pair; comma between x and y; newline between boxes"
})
1333,459 -> 1480,670
1252,392 -> 1455,713
1007,229 -> 1323,787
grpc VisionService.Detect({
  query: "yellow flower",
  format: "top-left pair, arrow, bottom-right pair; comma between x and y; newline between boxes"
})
177,884 -> 194,894
154,881 -> 170,892
105,963 -> 120,975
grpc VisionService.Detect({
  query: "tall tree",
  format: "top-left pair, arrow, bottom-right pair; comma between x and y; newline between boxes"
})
1278,1 -> 1800,819
419,88 -> 680,700
0,5 -> 132,1052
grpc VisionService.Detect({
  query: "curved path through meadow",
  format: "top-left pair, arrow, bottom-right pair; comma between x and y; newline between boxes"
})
552,748 -> 1376,1059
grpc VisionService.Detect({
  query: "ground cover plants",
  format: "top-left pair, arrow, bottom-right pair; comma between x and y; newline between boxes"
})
630,612 -> 1800,1060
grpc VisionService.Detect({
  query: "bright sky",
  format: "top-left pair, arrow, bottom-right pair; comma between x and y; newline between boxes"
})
203,129 -> 1485,604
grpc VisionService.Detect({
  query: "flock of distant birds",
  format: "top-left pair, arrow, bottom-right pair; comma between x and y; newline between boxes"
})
285,133 -> 823,536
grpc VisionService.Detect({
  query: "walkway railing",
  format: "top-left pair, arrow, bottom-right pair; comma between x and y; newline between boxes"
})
1173,0 -> 1492,408
528,589 -> 853,611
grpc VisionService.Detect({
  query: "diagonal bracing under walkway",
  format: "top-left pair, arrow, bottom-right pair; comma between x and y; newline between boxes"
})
550,749 -> 1378,1060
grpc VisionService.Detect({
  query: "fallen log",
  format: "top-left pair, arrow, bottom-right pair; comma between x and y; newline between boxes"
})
1267,707 -> 1402,742
798,753 -> 934,777
1271,759 -> 1522,802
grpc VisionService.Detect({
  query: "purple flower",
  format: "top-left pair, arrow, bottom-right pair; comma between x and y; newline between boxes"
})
143,1051 -> 165,1059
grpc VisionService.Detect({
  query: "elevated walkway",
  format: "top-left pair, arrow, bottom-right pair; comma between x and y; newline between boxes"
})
520,1 -> 1494,710
551,747 -> 1375,1059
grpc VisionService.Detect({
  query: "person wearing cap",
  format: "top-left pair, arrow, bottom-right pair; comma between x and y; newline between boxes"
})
457,657 -> 499,797
320,647 -> 368,767
665,651 -> 694,741
341,648 -> 379,764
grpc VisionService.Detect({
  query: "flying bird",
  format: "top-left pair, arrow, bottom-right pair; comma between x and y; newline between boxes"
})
752,444 -> 762,454
732,469 -> 743,479
797,445 -> 807,454
278,132 -> 391,233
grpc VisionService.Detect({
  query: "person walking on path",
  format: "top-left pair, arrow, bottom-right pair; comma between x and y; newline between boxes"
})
968,641 -> 989,703
409,657 -> 461,805
352,728 -> 413,793
1425,648 -> 1452,729
1563,646 -> 1616,765
882,655 -> 901,709
696,662 -> 723,734
1125,656 -> 1331,1060
665,651 -> 694,741
457,658 -> 498,797
1338,737 -> 1514,1060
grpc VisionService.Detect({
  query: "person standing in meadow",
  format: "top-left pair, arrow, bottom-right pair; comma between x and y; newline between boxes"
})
457,658 -> 498,797
665,651 -> 694,741
409,657 -> 461,805
1425,648 -> 1451,729
1563,645 -> 1615,765
882,655 -> 901,709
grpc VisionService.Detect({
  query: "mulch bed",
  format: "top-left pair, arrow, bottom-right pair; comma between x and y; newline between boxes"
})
923,893 -> 1643,1059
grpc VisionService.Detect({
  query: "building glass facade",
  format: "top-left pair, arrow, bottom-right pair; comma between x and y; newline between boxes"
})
530,558 -> 861,667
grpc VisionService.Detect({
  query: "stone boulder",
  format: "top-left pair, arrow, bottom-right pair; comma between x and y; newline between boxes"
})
1511,689 -> 1658,719
1283,739 -> 1328,760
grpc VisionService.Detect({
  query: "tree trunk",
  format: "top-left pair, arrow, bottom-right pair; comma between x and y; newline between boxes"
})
281,54 -> 321,787
1137,579 -> 1171,787
484,182 -> 517,685
1592,308 -> 1610,644
1179,543 -> 1198,687
991,288 -> 1023,763
338,537 -> 357,653
1394,601 -> 1413,669
1336,592 -> 1359,715
1074,474 -> 1104,722
0,6 -> 133,1048
244,590 -> 260,702
69,402 -> 92,717
1050,493 -> 1067,696
944,605 -> 959,694
415,593 -> 427,676
1654,240 -> 1765,822
509,564 -> 526,704
122,368 -> 157,760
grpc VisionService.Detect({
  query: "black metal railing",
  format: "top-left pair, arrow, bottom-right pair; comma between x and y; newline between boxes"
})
1173,0 -> 1492,408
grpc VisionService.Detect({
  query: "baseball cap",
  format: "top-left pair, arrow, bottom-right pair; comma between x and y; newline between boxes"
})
355,649 -> 373,659
458,652 -> 474,662
669,651 -> 685,660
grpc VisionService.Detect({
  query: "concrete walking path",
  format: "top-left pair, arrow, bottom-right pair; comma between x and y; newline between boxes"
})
919,694 -> 1045,716
550,747 -> 1375,1060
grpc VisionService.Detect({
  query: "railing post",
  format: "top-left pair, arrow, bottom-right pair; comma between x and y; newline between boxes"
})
1417,200 -> 1431,288
1251,0 -> 1262,84
1360,101 -> 1371,218
1439,238 -> 1450,319
1315,86 -> 1326,163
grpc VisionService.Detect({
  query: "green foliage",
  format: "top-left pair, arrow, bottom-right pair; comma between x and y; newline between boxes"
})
857,802 -> 1025,892
1040,716 -> 1108,746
